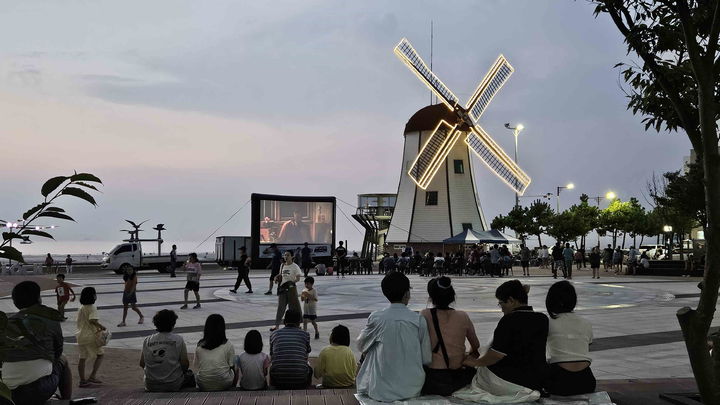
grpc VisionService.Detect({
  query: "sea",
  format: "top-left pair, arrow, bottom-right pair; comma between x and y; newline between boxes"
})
11,240 -> 216,263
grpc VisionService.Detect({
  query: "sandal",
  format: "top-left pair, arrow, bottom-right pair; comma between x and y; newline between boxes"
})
88,377 -> 103,384
138,317 -> 144,324
117,322 -> 126,327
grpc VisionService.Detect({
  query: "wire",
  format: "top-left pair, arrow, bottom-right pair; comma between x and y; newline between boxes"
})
336,203 -> 364,236
194,200 -> 251,249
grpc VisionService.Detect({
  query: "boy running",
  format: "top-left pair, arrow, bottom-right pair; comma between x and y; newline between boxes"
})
55,274 -> 76,320
301,276 -> 319,339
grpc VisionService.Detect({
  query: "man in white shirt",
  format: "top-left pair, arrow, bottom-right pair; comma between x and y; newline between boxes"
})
356,272 -> 431,402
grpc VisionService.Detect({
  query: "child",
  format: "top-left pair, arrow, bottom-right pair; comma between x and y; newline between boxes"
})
314,325 -> 357,388
76,287 -> 107,387
236,330 -> 270,390
55,274 -> 76,320
300,276 -> 319,339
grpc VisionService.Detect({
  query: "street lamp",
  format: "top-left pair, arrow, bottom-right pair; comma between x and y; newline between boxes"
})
504,123 -> 525,208
556,183 -> 575,212
591,191 -> 617,247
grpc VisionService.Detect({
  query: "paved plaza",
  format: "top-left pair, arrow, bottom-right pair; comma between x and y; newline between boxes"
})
2,267 -> 717,382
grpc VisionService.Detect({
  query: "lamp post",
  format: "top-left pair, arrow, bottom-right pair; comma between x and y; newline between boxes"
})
591,191 -> 617,247
504,123 -> 524,208
556,183 -> 575,212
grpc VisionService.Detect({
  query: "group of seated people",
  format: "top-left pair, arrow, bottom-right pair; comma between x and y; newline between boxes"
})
1,273 -> 594,404
356,272 -> 595,402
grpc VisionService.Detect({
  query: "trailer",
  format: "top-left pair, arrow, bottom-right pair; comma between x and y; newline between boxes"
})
215,236 -> 251,266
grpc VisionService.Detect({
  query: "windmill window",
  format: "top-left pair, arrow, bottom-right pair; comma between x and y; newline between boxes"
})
425,191 -> 438,206
454,160 -> 465,174
462,223 -> 473,231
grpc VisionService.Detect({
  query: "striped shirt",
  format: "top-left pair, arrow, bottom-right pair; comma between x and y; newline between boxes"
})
269,326 -> 311,387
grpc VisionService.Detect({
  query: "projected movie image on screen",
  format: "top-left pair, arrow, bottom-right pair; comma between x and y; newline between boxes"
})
259,200 -> 333,244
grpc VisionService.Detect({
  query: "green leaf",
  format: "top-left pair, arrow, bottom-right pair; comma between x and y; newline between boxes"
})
70,172 -> 102,184
44,207 -> 66,213
22,202 -> 49,220
2,232 -> 24,242
41,176 -> 69,197
38,211 -> 75,222
75,181 -> 99,191
0,246 -> 24,263
0,380 -> 12,404
60,187 -> 97,206
20,229 -> 54,239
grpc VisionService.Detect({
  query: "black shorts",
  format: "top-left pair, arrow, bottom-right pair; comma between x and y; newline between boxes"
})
122,291 -> 137,305
303,314 -> 317,320
269,270 -> 279,281
10,357 -> 65,405
521,260 -> 529,267
185,281 -> 200,292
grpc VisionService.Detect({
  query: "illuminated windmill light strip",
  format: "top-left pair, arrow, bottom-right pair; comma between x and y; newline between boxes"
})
394,38 -> 531,195
407,120 -> 460,190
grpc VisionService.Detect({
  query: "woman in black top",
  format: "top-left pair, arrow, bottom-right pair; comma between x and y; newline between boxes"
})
463,280 -> 548,391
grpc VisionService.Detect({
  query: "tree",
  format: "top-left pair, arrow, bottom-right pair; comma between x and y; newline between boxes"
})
491,205 -> 532,242
546,210 -> 586,245
527,199 -> 554,246
0,173 -> 101,402
592,1 -> 720,401
621,198 -> 648,248
597,199 -> 631,247
567,195 -> 600,250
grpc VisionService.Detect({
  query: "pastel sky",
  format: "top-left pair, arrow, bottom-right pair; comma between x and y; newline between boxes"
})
0,0 -> 691,253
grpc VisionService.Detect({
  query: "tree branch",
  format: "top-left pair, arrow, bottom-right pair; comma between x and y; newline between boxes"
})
676,0 -> 707,71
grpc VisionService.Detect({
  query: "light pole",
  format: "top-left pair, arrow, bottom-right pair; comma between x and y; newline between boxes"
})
591,191 -> 616,247
504,123 -> 524,208
556,183 -> 575,212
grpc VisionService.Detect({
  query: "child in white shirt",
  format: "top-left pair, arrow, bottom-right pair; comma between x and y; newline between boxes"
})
236,330 -> 270,390
301,276 -> 319,339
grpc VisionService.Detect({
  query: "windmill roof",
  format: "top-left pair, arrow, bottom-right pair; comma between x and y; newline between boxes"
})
404,103 -> 458,134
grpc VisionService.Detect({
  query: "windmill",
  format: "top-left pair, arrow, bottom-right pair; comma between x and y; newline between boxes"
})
394,38 -> 531,193
385,38 -> 531,252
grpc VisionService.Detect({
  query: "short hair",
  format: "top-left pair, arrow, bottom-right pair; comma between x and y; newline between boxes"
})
427,276 -> 455,309
304,276 -> 315,284
79,287 -> 97,305
153,309 -> 178,332
381,272 -> 410,302
244,329 -> 263,354
12,281 -> 40,309
56,274 -> 65,280
339,241 -> 344,245
495,280 -> 528,304
284,309 -> 302,325
330,325 -> 350,346
270,243 -> 277,248
304,242 -> 308,246
546,280 -> 577,319
189,252 -> 198,260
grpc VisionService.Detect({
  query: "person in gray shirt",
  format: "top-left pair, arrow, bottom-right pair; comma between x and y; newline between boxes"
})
140,310 -> 195,391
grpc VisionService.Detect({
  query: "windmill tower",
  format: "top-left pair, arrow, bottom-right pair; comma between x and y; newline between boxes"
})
385,38 -> 531,253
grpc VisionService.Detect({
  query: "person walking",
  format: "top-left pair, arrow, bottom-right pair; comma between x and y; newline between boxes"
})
562,243 -> 574,279
45,253 -> 54,274
265,244 -> 282,295
589,247 -> 601,279
65,255 -> 73,274
76,287 -> 106,387
270,251 -> 303,332
181,253 -> 202,309
489,244 -> 501,277
230,246 -> 253,294
603,244 -> 613,271
301,242 -> 313,277
612,247 -> 623,274
551,242 -> 563,279
118,266 -> 144,326
169,244 -> 178,278
55,274 -> 76,320
519,244 -> 531,276
335,241 -> 347,278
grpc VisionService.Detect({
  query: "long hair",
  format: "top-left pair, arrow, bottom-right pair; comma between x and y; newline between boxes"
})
199,314 -> 228,350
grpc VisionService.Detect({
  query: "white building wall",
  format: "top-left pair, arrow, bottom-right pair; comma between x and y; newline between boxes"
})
447,136 -> 487,233
385,132 -> 419,244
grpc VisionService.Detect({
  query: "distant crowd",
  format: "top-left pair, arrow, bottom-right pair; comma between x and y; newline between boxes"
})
2,265 -> 597,404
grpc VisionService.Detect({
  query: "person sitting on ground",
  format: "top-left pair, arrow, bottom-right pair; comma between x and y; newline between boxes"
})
194,314 -> 238,391
269,309 -> 312,389
140,309 -> 195,392
463,280 -> 549,392
420,276 -> 480,396
314,325 -> 357,388
55,273 -> 75,320
544,281 -> 596,396
76,287 -> 106,387
356,272 -> 431,401
237,330 -> 270,390
1,281 -> 72,405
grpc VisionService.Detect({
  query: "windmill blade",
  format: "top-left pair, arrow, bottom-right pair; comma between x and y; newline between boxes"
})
407,120 -> 461,190
394,38 -> 460,110
465,55 -> 514,123
464,125 -> 531,195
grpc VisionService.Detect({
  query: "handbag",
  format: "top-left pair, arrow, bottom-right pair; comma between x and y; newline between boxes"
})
95,329 -> 111,347
421,308 -> 476,396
